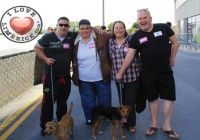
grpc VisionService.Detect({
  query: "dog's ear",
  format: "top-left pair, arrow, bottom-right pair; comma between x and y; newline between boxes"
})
128,106 -> 132,111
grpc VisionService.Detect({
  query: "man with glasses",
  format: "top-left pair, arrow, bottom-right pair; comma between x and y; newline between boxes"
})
34,17 -> 102,136
116,8 -> 179,139
34,17 -> 77,136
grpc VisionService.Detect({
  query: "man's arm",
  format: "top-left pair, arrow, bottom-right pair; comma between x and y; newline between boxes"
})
116,48 -> 137,80
169,34 -> 179,67
34,43 -> 55,65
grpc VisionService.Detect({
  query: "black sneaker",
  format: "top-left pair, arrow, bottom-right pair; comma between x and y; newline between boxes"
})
40,128 -> 46,136
85,120 -> 92,125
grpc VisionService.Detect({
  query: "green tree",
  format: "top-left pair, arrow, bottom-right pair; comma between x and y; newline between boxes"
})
69,21 -> 79,31
127,28 -> 134,34
95,25 -> 101,28
132,22 -> 139,29
39,31 -> 44,34
107,22 -> 114,31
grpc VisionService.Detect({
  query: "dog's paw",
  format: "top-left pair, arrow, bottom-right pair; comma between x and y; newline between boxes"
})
97,131 -> 103,134
120,134 -> 126,139
100,131 -> 103,134
112,137 -> 117,140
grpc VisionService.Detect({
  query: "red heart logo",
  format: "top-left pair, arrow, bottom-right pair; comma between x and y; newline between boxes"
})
10,17 -> 34,35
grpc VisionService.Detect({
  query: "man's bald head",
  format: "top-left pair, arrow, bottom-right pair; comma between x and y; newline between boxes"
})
137,9 -> 153,32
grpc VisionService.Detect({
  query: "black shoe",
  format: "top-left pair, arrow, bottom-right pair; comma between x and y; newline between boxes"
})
40,129 -> 46,136
85,120 -> 92,125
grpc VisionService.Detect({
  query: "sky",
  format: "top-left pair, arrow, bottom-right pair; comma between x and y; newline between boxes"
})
0,0 -> 174,30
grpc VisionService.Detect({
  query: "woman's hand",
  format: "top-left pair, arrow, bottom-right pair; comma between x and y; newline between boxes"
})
116,72 -> 122,81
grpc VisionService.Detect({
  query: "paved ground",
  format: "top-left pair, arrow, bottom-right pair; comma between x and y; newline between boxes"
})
0,51 -> 200,140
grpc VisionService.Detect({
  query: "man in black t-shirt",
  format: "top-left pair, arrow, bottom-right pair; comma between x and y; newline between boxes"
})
34,17 -> 77,136
116,9 -> 179,139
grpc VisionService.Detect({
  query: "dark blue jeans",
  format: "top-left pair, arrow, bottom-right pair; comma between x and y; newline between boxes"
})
79,78 -> 111,121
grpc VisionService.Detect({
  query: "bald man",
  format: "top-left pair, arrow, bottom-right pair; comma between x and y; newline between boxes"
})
116,8 -> 179,139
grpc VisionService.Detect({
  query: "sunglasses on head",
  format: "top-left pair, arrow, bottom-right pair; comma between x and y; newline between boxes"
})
137,8 -> 149,13
58,23 -> 69,27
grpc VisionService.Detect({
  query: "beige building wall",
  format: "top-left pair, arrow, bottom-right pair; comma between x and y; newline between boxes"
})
0,51 -> 44,107
172,26 -> 178,35
175,0 -> 200,24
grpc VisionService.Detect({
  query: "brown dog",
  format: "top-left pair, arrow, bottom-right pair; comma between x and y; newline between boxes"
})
44,102 -> 74,140
91,105 -> 131,140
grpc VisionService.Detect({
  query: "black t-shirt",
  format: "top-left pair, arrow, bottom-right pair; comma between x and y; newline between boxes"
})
129,24 -> 174,72
38,31 -> 77,76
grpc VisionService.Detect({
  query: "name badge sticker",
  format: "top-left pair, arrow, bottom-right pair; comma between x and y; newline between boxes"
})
154,31 -> 163,37
63,43 -> 70,49
139,37 -> 148,44
123,46 -> 128,52
88,43 -> 95,49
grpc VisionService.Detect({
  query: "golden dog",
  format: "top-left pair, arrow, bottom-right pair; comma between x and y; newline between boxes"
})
45,102 -> 74,140
91,105 -> 131,140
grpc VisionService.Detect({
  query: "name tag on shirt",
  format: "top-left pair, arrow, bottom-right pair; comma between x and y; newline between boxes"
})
139,37 -> 148,44
123,46 -> 128,52
88,43 -> 95,49
63,43 -> 70,49
154,31 -> 162,37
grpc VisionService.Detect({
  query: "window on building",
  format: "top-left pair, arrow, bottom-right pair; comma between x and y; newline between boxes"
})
191,16 -> 196,43
180,20 -> 184,34
195,15 -> 200,43
178,20 -> 185,43
187,17 -> 192,43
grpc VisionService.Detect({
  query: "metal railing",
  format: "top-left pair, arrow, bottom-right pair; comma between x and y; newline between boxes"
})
176,33 -> 200,51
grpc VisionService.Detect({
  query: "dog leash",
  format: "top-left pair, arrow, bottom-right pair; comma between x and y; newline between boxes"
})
50,65 -> 58,122
118,44 -> 123,106
119,81 -> 123,106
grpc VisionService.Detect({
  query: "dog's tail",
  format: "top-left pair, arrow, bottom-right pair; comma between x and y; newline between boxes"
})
67,102 -> 73,115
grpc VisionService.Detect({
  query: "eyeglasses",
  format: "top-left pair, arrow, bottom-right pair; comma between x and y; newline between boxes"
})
137,8 -> 149,13
58,23 -> 69,27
